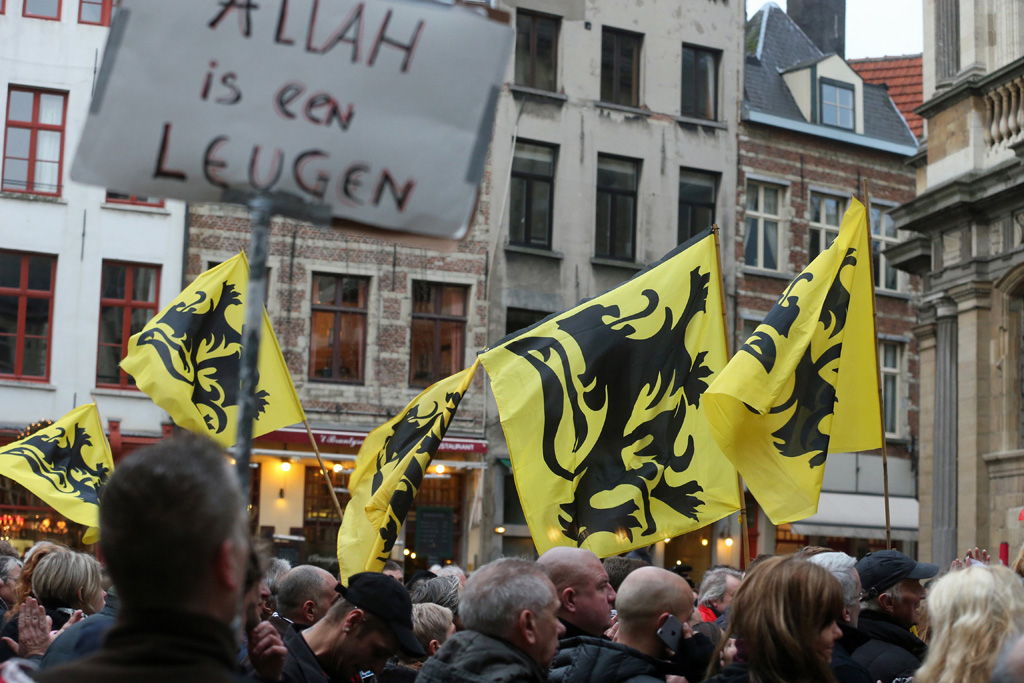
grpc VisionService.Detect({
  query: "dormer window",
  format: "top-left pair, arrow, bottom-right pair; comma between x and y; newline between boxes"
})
821,81 -> 854,129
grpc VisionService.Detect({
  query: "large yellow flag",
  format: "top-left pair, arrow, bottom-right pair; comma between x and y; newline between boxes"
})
337,359 -> 481,582
0,404 -> 113,530
121,253 -> 304,447
705,198 -> 881,524
480,230 -> 740,557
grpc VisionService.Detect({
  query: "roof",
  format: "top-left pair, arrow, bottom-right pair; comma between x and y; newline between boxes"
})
743,5 -> 918,153
849,55 -> 924,138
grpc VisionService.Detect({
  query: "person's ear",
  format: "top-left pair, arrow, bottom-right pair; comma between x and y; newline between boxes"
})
842,606 -> 852,623
213,539 -> 244,593
877,593 -> 894,613
560,587 -> 576,613
303,599 -> 316,623
656,612 -> 670,629
428,639 -> 441,655
342,608 -> 364,634
519,608 -> 539,644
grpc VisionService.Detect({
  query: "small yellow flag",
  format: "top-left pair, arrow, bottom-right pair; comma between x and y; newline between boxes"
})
0,404 -> 113,531
480,230 -> 741,557
705,198 -> 881,524
338,359 -> 480,583
121,253 -> 304,447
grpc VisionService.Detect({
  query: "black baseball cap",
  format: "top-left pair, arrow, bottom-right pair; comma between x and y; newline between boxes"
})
337,572 -> 425,657
856,550 -> 939,597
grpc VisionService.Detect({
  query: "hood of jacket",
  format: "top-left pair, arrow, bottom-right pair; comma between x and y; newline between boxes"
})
416,630 -> 550,683
550,636 -> 667,683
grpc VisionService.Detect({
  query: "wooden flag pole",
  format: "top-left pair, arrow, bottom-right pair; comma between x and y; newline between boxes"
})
712,224 -> 750,568
861,181 -> 893,550
303,418 -> 346,522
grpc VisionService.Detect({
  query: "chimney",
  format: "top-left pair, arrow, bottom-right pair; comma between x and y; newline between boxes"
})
787,0 -> 846,59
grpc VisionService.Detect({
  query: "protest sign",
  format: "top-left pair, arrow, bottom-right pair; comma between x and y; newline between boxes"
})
72,0 -> 513,241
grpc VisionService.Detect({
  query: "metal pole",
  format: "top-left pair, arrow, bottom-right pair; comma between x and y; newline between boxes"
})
234,194 -> 273,503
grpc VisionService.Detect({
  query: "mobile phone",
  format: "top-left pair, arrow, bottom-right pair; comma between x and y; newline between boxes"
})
657,614 -> 684,652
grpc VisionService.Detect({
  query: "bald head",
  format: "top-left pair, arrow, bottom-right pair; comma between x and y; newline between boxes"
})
276,565 -> 339,627
615,567 -> 693,658
537,547 -> 602,593
537,547 -> 616,636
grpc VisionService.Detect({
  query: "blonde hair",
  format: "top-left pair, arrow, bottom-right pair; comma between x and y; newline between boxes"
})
399,603 -> 454,665
9,542 -> 69,619
31,551 -> 104,615
915,565 -> 1024,683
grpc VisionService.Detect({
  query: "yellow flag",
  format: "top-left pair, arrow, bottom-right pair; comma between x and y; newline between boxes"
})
0,404 -> 114,530
337,359 -> 481,582
121,253 -> 305,447
480,230 -> 740,557
705,198 -> 881,524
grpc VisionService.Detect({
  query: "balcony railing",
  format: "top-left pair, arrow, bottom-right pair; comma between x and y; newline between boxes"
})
980,61 -> 1024,152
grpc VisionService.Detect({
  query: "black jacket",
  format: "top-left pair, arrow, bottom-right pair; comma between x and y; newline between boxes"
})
549,636 -> 667,683
280,625 -> 331,683
850,611 -> 926,683
0,607 -> 75,663
831,623 -> 873,683
41,590 -> 121,670
704,662 -> 750,683
415,631 -> 550,683
558,618 -> 607,644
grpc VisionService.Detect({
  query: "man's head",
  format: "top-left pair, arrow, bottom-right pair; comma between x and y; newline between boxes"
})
808,552 -> 862,627
697,566 -> 743,616
602,556 -> 650,594
0,556 -> 22,607
615,567 -> 694,659
277,565 -> 340,627
460,557 -> 564,668
262,557 -> 291,618
410,575 -> 462,629
99,435 -> 248,622
436,564 -> 467,587
399,603 -> 455,665
382,560 -> 403,582
537,547 -> 616,636
856,550 -> 938,628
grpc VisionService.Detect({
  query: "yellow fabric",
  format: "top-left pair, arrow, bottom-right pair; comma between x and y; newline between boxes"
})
705,198 -> 881,524
337,359 -> 481,582
0,404 -> 114,530
480,231 -> 740,557
121,253 -> 305,447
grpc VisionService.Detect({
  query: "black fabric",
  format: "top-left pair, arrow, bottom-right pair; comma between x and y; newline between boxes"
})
280,625 -> 330,683
851,611 -> 925,683
34,608 -> 249,683
831,623 -> 873,683
669,630 -> 715,683
0,607 -> 74,663
549,636 -> 666,683
415,630 -> 549,683
41,589 -> 120,670
378,661 -> 420,683
704,662 -> 751,683
558,618 -> 607,644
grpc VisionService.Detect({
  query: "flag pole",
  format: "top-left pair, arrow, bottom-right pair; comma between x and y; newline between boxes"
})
861,181 -> 893,550
303,418 -> 345,522
712,224 -> 750,569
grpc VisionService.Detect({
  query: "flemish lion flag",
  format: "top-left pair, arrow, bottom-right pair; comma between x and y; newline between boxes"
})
480,230 -> 741,557
337,359 -> 480,582
705,198 -> 881,524
121,252 -> 304,447
0,404 -> 113,535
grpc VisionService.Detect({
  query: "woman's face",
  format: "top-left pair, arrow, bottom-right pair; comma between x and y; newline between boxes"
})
82,585 -> 106,615
814,619 -> 843,662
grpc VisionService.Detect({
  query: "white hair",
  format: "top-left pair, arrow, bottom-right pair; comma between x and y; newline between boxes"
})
808,552 -> 859,607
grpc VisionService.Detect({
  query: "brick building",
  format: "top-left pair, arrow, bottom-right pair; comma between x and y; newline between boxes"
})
733,3 -> 922,558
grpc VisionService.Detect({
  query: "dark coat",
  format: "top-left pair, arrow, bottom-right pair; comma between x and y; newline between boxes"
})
378,660 -> 421,683
0,607 -> 74,663
549,636 -> 667,683
850,611 -> 926,683
415,631 -> 550,683
831,622 -> 873,683
279,625 -> 331,683
41,590 -> 120,670
704,662 -> 750,683
558,618 -> 607,644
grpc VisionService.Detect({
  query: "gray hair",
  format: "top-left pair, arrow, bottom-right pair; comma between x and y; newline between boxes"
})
437,565 -> 466,580
460,558 -> 555,641
264,558 -> 291,594
0,556 -> 21,583
399,603 -> 454,665
808,552 -> 859,607
698,566 -> 743,607
276,565 -> 331,619
410,575 -> 461,616
862,581 -> 904,612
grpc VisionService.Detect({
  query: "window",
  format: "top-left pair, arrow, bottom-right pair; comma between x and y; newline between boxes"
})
97,262 -> 160,388
0,250 -> 56,381
678,169 -> 717,243
309,274 -> 369,383
23,0 -> 59,19
79,0 -> 114,25
509,141 -> 556,250
880,342 -> 901,437
505,308 -> 548,337
3,88 -> 67,196
601,28 -> 641,107
744,182 -> 783,270
821,82 -> 854,129
808,193 -> 844,259
410,282 -> 468,387
595,155 -> 639,261
681,45 -> 718,120
870,204 -> 900,292
105,191 -> 164,208
515,10 -> 558,92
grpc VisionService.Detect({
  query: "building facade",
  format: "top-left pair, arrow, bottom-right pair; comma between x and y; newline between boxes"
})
889,0 -> 1024,566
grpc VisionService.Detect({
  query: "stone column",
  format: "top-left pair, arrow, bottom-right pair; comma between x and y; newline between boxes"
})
932,298 -> 958,566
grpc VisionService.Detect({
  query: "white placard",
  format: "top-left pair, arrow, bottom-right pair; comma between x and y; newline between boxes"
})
72,0 -> 513,240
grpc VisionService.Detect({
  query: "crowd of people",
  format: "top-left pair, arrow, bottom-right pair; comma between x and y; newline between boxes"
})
0,435 -> 1021,682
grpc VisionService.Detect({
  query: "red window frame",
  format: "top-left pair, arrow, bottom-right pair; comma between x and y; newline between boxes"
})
2,87 -> 68,196
78,0 -> 113,25
104,191 -> 164,208
22,0 -> 61,20
0,250 -> 56,382
96,261 -> 161,389
1,0 -> 6,15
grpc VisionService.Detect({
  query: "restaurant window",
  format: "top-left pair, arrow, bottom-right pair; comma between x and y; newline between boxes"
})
744,182 -> 783,270
821,81 -> 854,130
410,282 -> 468,387
808,193 -> 844,259
303,465 -> 350,557
0,250 -> 56,381
97,261 -> 160,388
681,45 -> 718,120
509,141 -> 556,250
3,88 -> 67,196
515,10 -> 559,92
601,28 -> 642,107
23,0 -> 60,19
595,155 -> 639,261
871,204 -> 901,292
678,169 -> 717,243
309,274 -> 369,383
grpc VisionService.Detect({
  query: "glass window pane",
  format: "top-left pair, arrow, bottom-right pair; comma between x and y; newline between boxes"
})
825,198 -> 840,226
509,177 -> 527,245
103,264 -> 126,299
5,128 -> 30,158
21,337 -> 47,377
883,375 -> 897,431
744,217 -> 759,266
600,32 -> 616,102
746,184 -> 758,212
440,286 -> 466,317
884,344 -> 898,368
0,254 -> 20,288
693,207 -> 713,233
312,276 -> 336,306
872,248 -> 882,288
24,297 -> 49,336
823,84 -> 836,105
839,107 -> 853,129
7,91 -> 33,122
764,220 -> 778,270
27,256 -> 51,291
25,0 -> 59,18
97,345 -> 122,385
0,336 -> 13,375
340,278 -> 365,307
811,194 -> 821,223
512,143 -> 554,176
412,282 -> 434,314
838,87 -> 853,107
697,52 -> 715,118
34,160 -> 60,193
679,171 -> 715,203
409,318 -> 435,384
596,193 -> 612,256
534,18 -> 556,92
133,267 -> 158,302
2,159 -> 29,191
309,310 -> 335,378
870,206 -> 882,235
597,157 -> 637,190
681,48 -> 695,114
613,197 -> 634,260
530,182 -> 551,246
763,187 -> 779,215
80,1 -> 102,22
337,312 -> 365,381
885,262 -> 898,290
619,38 -> 637,105
438,320 -> 465,377
0,296 -> 18,333
38,94 -> 64,125
810,229 -> 821,257
99,305 -> 123,344
514,14 -> 532,86
130,308 -> 154,335
884,213 -> 897,238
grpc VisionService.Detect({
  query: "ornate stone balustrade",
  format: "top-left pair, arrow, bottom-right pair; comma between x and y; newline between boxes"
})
981,66 -> 1024,152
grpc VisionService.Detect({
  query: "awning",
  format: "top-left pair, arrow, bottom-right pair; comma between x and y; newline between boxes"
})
258,426 -> 488,455
789,492 -> 919,542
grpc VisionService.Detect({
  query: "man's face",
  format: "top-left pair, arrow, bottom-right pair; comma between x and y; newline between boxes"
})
0,565 -> 20,605
335,619 -> 399,679
316,578 -> 340,623
571,557 -> 616,635
846,569 -> 862,627
533,590 -> 566,668
889,578 -> 926,628
712,575 -> 741,613
382,569 -> 403,581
